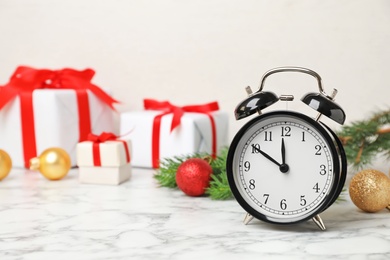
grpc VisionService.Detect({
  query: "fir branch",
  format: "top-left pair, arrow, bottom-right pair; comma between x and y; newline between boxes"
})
206,148 -> 233,200
206,171 -> 232,200
338,109 -> 390,168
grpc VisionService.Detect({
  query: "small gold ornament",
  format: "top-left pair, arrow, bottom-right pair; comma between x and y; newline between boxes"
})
29,147 -> 71,180
0,149 -> 12,180
349,169 -> 390,213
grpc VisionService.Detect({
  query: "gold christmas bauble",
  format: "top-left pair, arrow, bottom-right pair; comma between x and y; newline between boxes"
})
29,147 -> 71,180
0,149 -> 12,180
349,169 -> 390,213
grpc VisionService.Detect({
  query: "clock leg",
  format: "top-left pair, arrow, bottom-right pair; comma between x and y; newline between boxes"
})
243,212 -> 254,225
312,214 -> 326,231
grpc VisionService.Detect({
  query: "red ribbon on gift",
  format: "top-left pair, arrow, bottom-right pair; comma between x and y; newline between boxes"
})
0,66 -> 119,168
87,132 -> 130,166
144,99 -> 219,168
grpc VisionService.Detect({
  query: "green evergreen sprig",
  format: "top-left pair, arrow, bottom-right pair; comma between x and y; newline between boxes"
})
338,109 -> 390,168
154,147 -> 233,200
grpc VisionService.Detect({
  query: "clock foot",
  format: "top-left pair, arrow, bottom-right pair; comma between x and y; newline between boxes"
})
312,214 -> 326,231
243,213 -> 254,225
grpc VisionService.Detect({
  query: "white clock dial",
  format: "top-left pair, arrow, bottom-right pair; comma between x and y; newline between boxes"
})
228,111 -> 341,224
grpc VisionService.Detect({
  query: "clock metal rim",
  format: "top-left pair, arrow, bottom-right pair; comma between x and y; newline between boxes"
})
226,110 -> 345,225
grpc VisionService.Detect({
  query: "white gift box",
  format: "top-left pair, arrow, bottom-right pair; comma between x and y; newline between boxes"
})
120,110 -> 228,168
78,164 -> 131,185
77,138 -> 132,185
0,89 -> 115,167
77,139 -> 131,167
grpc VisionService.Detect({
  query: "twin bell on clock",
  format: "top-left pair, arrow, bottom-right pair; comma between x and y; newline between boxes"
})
226,67 -> 347,231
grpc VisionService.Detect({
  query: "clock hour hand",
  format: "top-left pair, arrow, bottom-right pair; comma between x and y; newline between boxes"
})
251,144 -> 281,167
281,138 -> 286,165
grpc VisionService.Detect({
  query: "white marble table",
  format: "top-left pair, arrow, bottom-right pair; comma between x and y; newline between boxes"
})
0,168 -> 389,260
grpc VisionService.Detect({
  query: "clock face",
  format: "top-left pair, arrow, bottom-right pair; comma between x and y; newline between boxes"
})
227,111 -> 341,224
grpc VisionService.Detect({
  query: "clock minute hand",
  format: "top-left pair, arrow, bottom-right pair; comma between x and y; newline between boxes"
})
251,144 -> 281,167
280,138 -> 289,173
281,138 -> 286,165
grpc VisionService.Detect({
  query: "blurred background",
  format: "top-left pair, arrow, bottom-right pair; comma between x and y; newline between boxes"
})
1,0 -> 389,143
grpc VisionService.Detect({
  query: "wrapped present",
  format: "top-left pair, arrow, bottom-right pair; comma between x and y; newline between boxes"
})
120,99 -> 229,168
77,132 -> 131,185
0,66 -> 118,168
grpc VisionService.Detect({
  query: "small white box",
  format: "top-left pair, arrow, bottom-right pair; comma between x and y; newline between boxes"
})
77,138 -> 132,185
78,163 -> 131,185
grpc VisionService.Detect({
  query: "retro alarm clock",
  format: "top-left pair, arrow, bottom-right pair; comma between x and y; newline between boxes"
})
226,67 -> 347,230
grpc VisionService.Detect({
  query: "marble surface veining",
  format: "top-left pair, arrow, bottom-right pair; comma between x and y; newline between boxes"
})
0,168 -> 389,260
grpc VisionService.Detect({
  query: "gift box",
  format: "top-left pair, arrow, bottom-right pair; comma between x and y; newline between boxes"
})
0,66 -> 118,168
120,99 -> 229,168
78,164 -> 131,185
77,133 -> 132,185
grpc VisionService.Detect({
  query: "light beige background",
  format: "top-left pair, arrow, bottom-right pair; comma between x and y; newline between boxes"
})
1,0 -> 389,145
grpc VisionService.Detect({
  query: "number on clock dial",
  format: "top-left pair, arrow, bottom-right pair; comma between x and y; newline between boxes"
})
259,194 -> 308,209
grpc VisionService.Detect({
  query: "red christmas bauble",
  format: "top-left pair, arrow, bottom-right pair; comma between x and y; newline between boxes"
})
176,158 -> 213,196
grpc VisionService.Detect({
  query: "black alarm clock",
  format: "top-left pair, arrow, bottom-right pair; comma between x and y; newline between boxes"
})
226,67 -> 347,230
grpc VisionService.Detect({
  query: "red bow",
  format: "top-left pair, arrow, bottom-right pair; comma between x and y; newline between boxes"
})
87,132 -> 119,143
144,99 -> 219,132
0,66 -> 118,109
143,99 -> 219,168
87,132 -> 130,166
